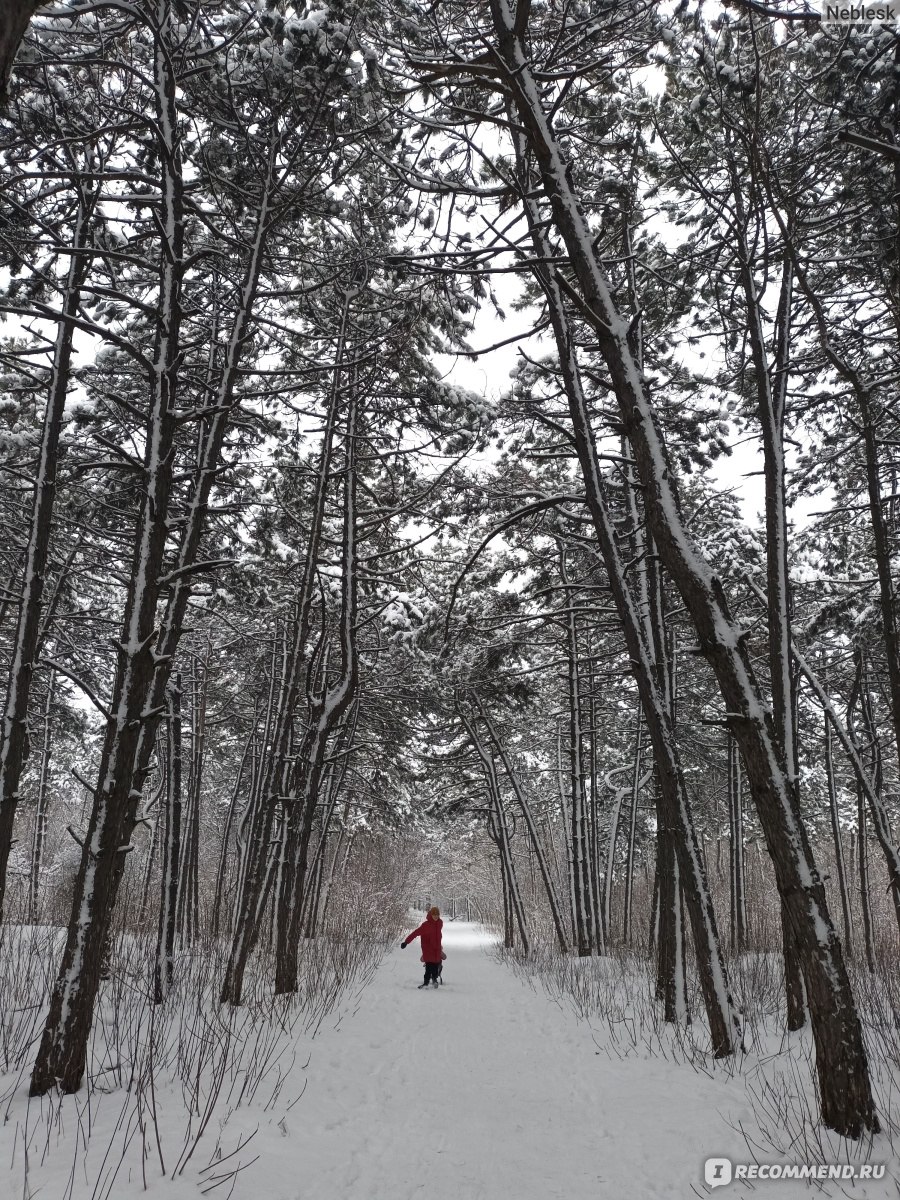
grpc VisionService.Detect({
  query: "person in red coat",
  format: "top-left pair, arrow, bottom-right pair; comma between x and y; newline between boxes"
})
401,906 -> 444,988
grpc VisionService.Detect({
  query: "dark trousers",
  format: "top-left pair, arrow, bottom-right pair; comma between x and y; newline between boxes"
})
423,961 -> 441,984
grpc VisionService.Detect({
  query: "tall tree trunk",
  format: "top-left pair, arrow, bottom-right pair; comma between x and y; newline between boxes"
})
210,715 -> 257,941
28,670 -> 54,924
824,686 -> 853,957
857,782 -> 876,974
0,193 -> 94,918
491,764 -> 529,955
473,699 -> 569,952
655,778 -> 677,1017
554,715 -> 576,944
586,665 -> 605,949
623,721 -> 643,947
177,658 -> 207,945
31,54 -> 281,1086
273,367 -> 359,995
560,554 -> 594,954
732,208 -> 804,1028
154,676 -> 182,1004
224,290 -> 355,1004
509,153 -> 740,1055
30,15 -> 185,1092
484,3 -> 875,1129
848,651 -> 877,973
727,733 -> 747,953
747,577 -> 900,944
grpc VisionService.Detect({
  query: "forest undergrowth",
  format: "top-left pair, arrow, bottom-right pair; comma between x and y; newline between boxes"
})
0,885 -> 402,1200
496,842 -> 900,1184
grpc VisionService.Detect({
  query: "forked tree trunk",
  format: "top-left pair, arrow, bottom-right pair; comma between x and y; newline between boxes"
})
490,769 -> 528,955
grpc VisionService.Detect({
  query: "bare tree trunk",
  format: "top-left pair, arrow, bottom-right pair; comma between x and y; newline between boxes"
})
138,733 -> 166,925
848,652 -> 877,973
28,670 -> 54,924
748,577 -> 900,944
177,657 -> 207,945
154,676 -> 182,1004
492,816 -> 513,948
0,193 -> 94,918
221,641 -> 286,1004
0,0 -> 40,103
554,716 -> 576,944
492,769 -> 528,955
623,721 -> 643,947
473,699 -> 569,952
727,734 -> 747,953
210,715 -> 257,941
462,708 -> 528,953
586,665 -> 605,949
824,692 -> 853,957
274,367 -> 359,995
560,554 -> 594,954
655,777 -> 677,1016
857,783 -> 876,974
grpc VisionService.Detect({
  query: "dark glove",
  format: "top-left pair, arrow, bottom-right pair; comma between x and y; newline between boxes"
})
400,941 -> 407,948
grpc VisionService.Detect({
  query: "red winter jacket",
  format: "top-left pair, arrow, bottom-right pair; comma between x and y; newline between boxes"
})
404,915 -> 443,962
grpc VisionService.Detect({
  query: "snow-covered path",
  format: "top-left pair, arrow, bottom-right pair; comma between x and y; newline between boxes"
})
250,920 -> 895,1200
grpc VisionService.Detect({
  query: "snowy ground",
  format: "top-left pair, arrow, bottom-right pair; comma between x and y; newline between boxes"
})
3,919 -> 898,1199
226,920 -> 900,1200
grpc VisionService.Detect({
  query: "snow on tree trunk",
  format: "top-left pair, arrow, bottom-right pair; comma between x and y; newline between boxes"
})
273,362 -> 359,995
487,0 -> 877,1132
513,184 -> 740,1056
29,8 -> 185,1092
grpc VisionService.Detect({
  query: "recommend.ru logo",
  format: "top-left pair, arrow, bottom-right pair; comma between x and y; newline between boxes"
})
703,1157 -> 885,1188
